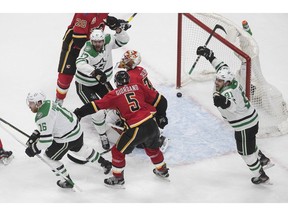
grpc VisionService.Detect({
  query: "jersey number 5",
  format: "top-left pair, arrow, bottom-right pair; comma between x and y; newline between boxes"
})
125,92 -> 140,112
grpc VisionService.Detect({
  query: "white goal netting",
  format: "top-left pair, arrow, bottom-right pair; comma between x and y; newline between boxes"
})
178,13 -> 288,137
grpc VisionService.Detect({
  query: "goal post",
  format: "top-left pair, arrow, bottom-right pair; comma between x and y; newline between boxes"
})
177,13 -> 288,137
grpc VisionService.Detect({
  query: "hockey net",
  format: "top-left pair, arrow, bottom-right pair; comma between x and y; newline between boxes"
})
177,13 -> 288,137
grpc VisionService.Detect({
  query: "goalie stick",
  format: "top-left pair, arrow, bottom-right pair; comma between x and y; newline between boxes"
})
188,24 -> 226,75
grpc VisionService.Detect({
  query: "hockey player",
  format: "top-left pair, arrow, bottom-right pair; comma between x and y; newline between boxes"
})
0,138 -> 13,165
118,50 -> 168,130
197,46 -> 272,184
74,70 -> 169,187
55,13 -> 131,106
92,50 -> 168,151
25,90 -> 112,189
75,26 -> 129,150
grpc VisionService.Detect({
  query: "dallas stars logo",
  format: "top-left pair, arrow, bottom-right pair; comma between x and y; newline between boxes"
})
93,58 -> 106,70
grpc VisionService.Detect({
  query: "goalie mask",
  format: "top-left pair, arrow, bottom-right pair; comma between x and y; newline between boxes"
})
120,50 -> 141,70
26,91 -> 46,107
114,70 -> 130,87
216,66 -> 234,83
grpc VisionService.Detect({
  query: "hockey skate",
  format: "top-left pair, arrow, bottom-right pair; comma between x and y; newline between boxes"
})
0,149 -> 14,165
56,176 -> 74,189
251,168 -> 270,185
100,133 -> 110,150
100,158 -> 112,175
104,176 -> 125,189
258,150 -> 274,170
153,163 -> 170,181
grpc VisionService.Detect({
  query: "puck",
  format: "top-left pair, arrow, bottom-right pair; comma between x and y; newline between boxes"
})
177,92 -> 182,97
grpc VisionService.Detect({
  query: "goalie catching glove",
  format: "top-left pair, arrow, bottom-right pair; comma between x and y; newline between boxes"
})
213,92 -> 231,109
25,130 -> 41,157
91,69 -> 107,84
196,46 -> 215,63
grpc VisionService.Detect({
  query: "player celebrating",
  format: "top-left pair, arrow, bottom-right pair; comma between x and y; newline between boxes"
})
197,46 -> 272,185
55,13 -> 131,106
25,90 -> 112,189
74,26 -> 129,150
74,70 -> 169,187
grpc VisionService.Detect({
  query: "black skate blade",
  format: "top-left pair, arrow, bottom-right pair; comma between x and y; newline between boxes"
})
154,175 -> 171,182
104,183 -> 125,189
257,180 -> 273,185
252,178 -> 273,185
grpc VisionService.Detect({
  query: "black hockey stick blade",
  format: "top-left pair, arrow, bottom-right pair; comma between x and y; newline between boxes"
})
67,153 -> 88,164
67,148 -> 112,165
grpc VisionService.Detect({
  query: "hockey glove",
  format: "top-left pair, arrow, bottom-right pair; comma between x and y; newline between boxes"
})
105,16 -> 119,30
155,114 -> 168,129
213,92 -> 231,109
196,46 -> 215,62
25,142 -> 41,157
118,19 -> 131,31
105,16 -> 131,31
26,130 -> 40,146
92,69 -> 107,84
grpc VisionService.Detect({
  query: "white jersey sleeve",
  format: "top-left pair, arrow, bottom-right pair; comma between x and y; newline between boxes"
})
35,100 -> 82,150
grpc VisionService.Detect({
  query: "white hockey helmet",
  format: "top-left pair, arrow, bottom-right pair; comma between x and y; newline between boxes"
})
90,29 -> 105,41
216,66 -> 234,82
26,90 -> 46,105
120,50 -> 142,69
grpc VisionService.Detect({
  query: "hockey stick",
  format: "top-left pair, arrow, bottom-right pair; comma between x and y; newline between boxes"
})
0,118 -> 82,192
0,117 -> 29,137
127,13 -> 137,23
188,24 -> 226,75
67,147 -> 111,165
67,123 -> 122,164
67,121 -> 125,164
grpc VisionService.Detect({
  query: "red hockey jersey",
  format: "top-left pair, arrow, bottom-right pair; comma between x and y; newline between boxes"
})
68,13 -> 108,36
128,66 -> 155,90
127,66 -> 156,112
67,13 -> 108,49
91,83 -> 161,128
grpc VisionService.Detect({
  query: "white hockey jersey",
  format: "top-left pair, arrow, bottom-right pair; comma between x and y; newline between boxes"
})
212,59 -> 259,131
34,100 -> 82,150
75,30 -> 129,86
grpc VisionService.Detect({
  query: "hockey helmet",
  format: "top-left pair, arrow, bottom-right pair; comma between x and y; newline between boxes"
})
114,70 -> 130,87
26,90 -> 46,105
120,50 -> 141,69
90,29 -> 105,41
216,66 -> 234,82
